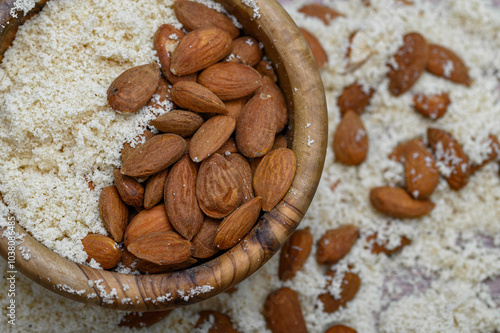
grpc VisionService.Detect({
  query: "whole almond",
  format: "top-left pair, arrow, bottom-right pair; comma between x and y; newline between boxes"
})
127,231 -> 193,266
225,36 -> 263,66
298,3 -> 344,25
196,154 -> 244,219
118,311 -> 172,328
263,288 -> 308,333
366,232 -> 412,255
224,97 -> 248,122
316,225 -> 359,265
319,270 -> 361,313
165,155 -> 204,240
299,27 -> 328,69
192,217 -> 220,259
215,137 -> 238,156
388,32 -> 429,96
121,133 -> 186,178
107,63 -> 161,113
124,204 -> 173,247
173,0 -> 239,39
279,228 -> 313,281
151,110 -> 204,137
255,60 -> 278,82
214,196 -> 262,250
471,134 -> 500,173
170,26 -> 232,76
388,138 -> 424,163
113,169 -> 144,208
337,83 -> 375,116
370,186 -> 435,218
427,44 -> 472,85
256,75 -> 288,133
136,257 -> 197,274
404,141 -> 439,199
253,148 -> 297,211
99,185 -> 129,242
198,62 -> 262,101
236,92 -> 277,158
121,130 -> 155,164
195,311 -> 239,333
189,115 -> 236,162
333,110 -> 368,165
326,325 -> 357,333
82,234 -> 122,270
413,93 -> 451,119
143,169 -> 168,209
146,75 -> 173,110
171,81 -> 227,114
226,153 -> 254,202
427,127 -> 470,190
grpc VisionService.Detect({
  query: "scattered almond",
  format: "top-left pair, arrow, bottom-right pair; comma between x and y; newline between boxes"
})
189,115 -> 236,162
170,81 -> 227,114
471,134 -> 500,173
143,169 -> 168,209
366,232 -> 412,255
413,93 -> 451,119
316,225 -> 359,265
82,234 -> 122,270
151,110 -> 204,137
98,185 -> 129,242
195,310 -> 239,333
388,138 -> 424,163
337,82 -> 374,116
318,270 -> 361,313
427,44 -> 472,85
404,140 -> 439,199
118,311 -> 172,328
299,27 -> 328,69
113,169 -> 144,208
124,205 -> 173,247
263,288 -> 308,333
298,3 -> 344,25
333,110 -> 369,165
279,228 -> 313,281
370,186 -> 435,218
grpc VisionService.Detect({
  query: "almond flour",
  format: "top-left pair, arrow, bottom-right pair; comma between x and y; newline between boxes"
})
1,0 -> 500,332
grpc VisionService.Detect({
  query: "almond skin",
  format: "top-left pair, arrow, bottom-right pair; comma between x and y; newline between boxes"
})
170,26 -> 232,76
333,110 -> 369,165
427,128 -> 470,190
255,75 -> 288,133
123,205 -> 173,247
263,288 -> 308,333
319,270 -> 361,313
370,186 -> 435,218
279,228 -> 313,281
151,110 -> 204,137
196,154 -> 244,219
298,3 -> 344,25
136,257 -> 197,274
113,169 -> 144,208
224,97 -> 248,122
198,62 -> 263,101
165,155 -> 204,241
127,231 -> 194,266
471,134 -> 500,173
366,232 -> 412,255
121,130 -> 155,164
82,234 -> 122,270
192,217 -> 220,259
255,60 -> 278,82
195,311 -> 239,333
171,81 -> 227,114
107,63 -> 161,113
118,311 -> 172,328
388,138 -> 424,163
214,196 -> 262,250
143,169 -> 168,209
226,153 -> 255,202
272,134 -> 288,150
121,133 -> 186,178
99,185 -> 129,242
427,44 -> 472,85
325,325 -> 357,333
388,32 -> 429,96
225,36 -> 263,66
253,148 -> 297,211
413,93 -> 451,119
404,140 -> 439,199
236,92 -> 277,158
173,0 -> 239,39
299,27 -> 328,69
337,83 -> 375,117
146,75 -> 173,110
316,225 -> 359,265
215,137 -> 238,156
189,115 -> 236,162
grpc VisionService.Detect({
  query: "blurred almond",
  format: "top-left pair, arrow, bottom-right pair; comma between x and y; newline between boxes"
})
370,186 -> 435,218
113,169 -> 144,208
316,225 -> 359,265
366,232 -> 412,255
124,205 -> 173,247
471,134 -> 500,173
255,60 -> 278,82
298,3 -> 344,25
192,217 -> 220,259
99,185 -> 129,242
143,169 -> 168,209
427,44 -> 472,85
333,110 -> 368,165
404,140 -> 439,199
299,27 -> 328,69
346,30 -> 372,71
319,270 -> 361,313
171,81 -> 227,114
226,153 -> 254,202
256,75 -> 288,133
151,110 -> 204,137
388,138 -> 424,163
118,311 -> 172,328
326,325 -> 357,333
413,93 -> 451,119
263,287 -> 307,333
337,82 -> 374,116
195,310 -> 239,333
279,228 -> 313,281
82,234 -> 121,270
189,115 -> 236,162
225,36 -> 263,66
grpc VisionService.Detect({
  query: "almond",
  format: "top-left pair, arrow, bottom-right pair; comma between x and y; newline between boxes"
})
471,134 -> 500,173
333,110 -> 369,165
171,81 -> 227,114
118,311 -> 171,328
165,155 -> 204,240
427,44 -> 472,85
250,156 -> 263,176
107,63 -> 161,113
325,325 -> 357,333
189,115 -> 236,162
198,62 -> 262,101
151,110 -> 204,137
299,27 -> 328,69
146,75 -> 173,110
370,186 -> 435,218
256,75 -> 288,133
170,26 -> 232,76
82,234 -> 121,270
366,232 -> 412,255
263,288 -> 308,333
173,0 -> 239,39
143,169 -> 168,209
192,217 -> 220,259
404,140 -> 439,199
346,30 -> 372,72
413,93 -> 451,119
226,153 -> 254,202
99,185 -> 129,242
215,137 -> 238,156
316,225 -> 359,265
224,97 -> 248,122
235,92 -> 277,158
214,196 -> 262,250
319,270 -> 360,313
195,311 -> 239,333
121,133 -> 186,178
337,83 -> 375,116
127,231 -> 194,266
253,148 -> 297,211
136,257 -> 197,274
272,134 -> 288,150
120,248 -> 138,271
196,154 -> 243,218
388,138 -> 424,163
225,36 -> 262,66
121,130 -> 155,164
388,32 -> 429,96
298,3 -> 344,25
427,127 -> 470,190
124,205 -> 173,247
255,60 -> 278,82
113,169 -> 144,208
279,228 -> 313,281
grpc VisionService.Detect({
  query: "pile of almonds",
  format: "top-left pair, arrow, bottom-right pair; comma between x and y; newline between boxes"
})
82,0 -> 297,274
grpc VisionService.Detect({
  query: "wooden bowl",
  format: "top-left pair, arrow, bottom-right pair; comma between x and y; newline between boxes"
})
0,0 -> 327,311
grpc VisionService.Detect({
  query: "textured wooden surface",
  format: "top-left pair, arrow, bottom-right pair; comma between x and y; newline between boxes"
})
0,0 -> 328,311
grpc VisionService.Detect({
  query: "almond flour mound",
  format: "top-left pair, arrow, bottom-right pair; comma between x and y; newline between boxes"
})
1,0 -> 500,332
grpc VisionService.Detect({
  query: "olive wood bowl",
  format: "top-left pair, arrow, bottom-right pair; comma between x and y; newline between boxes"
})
0,0 -> 327,311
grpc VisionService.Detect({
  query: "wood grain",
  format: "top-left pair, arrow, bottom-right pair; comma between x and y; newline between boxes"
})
0,0 -> 328,310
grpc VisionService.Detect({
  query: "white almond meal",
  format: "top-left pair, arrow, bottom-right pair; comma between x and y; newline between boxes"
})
1,0 -> 500,332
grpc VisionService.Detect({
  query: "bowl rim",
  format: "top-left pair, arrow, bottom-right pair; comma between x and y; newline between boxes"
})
0,0 -> 328,311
